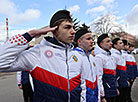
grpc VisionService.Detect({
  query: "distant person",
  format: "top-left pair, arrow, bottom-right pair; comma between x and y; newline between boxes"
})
94,34 -> 119,102
17,71 -> 34,102
0,10 -> 88,102
111,38 -> 129,102
126,42 -> 138,102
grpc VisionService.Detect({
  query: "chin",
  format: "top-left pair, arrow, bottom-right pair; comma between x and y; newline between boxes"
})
66,41 -> 73,44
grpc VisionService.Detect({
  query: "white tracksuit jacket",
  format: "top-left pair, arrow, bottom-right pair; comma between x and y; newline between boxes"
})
94,45 -> 118,98
74,47 -> 99,102
122,50 -> 138,80
111,48 -> 129,88
0,34 -> 89,102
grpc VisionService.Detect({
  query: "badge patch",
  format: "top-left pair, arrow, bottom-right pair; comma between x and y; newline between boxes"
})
104,59 -> 107,63
45,50 -> 53,57
72,55 -> 78,62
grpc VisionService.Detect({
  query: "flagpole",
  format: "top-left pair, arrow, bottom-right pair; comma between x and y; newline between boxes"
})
6,18 -> 9,41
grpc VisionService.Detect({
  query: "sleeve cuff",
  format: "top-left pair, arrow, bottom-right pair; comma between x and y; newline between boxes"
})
22,32 -> 33,42
18,84 -> 21,86
101,96 -> 105,99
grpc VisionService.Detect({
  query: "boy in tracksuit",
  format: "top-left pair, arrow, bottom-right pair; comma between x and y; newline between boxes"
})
73,26 -> 99,102
128,43 -> 138,79
124,42 -> 138,102
17,71 -> 34,102
0,10 -> 88,102
94,34 -> 119,102
111,38 -> 129,102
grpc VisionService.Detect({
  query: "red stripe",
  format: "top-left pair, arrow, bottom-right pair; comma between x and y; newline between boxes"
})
126,61 -> 133,65
117,65 -> 127,71
133,62 -> 137,65
126,61 -> 137,65
30,66 -> 81,92
103,68 -> 116,75
86,76 -> 97,90
70,74 -> 81,91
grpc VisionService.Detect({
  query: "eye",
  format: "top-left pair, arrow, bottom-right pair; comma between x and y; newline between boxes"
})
87,37 -> 92,40
65,25 -> 72,29
107,40 -> 111,43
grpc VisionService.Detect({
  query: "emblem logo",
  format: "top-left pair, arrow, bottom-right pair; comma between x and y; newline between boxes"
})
45,50 -> 53,58
72,55 -> 78,62
104,59 -> 107,63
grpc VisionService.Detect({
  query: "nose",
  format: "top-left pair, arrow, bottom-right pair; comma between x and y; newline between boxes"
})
90,39 -> 94,44
71,28 -> 76,35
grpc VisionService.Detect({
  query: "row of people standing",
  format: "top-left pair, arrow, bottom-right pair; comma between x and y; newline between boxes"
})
0,9 -> 137,102
93,35 -> 138,102
0,9 -> 100,102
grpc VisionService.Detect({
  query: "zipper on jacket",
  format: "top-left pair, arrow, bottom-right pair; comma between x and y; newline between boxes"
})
87,55 -> 95,82
65,45 -> 70,102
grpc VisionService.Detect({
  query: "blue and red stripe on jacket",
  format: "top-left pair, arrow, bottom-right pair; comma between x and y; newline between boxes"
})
116,65 -> 129,88
102,68 -> 118,97
126,61 -> 138,80
30,66 -> 81,102
86,76 -> 98,102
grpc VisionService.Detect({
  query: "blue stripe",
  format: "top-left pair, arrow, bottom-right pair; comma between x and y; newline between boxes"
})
33,78 -> 81,102
86,87 -> 98,102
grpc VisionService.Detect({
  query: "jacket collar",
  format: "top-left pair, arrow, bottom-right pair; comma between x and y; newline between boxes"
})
94,44 -> 111,56
40,37 -> 74,49
74,47 -> 91,56
111,48 -> 122,55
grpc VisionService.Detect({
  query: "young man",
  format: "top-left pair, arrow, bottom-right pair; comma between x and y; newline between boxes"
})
94,34 -> 118,102
17,71 -> 34,102
111,38 -> 129,102
74,26 -> 98,102
0,10 -> 86,102
122,41 -> 138,102
128,43 -> 138,79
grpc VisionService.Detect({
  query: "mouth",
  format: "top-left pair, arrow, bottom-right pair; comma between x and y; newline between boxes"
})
69,36 -> 74,40
90,44 -> 93,47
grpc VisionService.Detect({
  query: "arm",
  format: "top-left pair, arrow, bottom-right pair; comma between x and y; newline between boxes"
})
95,56 -> 105,101
17,71 -> 22,89
0,26 -> 57,72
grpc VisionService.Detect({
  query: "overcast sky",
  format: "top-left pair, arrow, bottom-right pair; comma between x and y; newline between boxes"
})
0,0 -> 138,43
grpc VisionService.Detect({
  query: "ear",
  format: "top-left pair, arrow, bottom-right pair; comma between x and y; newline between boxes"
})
77,39 -> 81,46
52,26 -> 58,36
100,42 -> 102,47
114,44 -> 117,48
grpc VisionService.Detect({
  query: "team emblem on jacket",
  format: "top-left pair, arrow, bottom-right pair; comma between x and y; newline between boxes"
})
45,50 -> 53,57
72,55 -> 78,62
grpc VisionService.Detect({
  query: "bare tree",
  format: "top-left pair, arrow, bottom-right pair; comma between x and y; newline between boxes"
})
90,14 -> 124,36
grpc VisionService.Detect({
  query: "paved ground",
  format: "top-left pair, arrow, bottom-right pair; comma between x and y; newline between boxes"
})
132,78 -> 138,102
0,72 -> 23,102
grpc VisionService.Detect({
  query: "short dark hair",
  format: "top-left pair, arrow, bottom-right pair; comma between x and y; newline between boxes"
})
128,43 -> 134,47
50,10 -> 72,27
74,28 -> 91,42
97,34 -> 109,47
112,38 -> 120,48
122,40 -> 128,45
